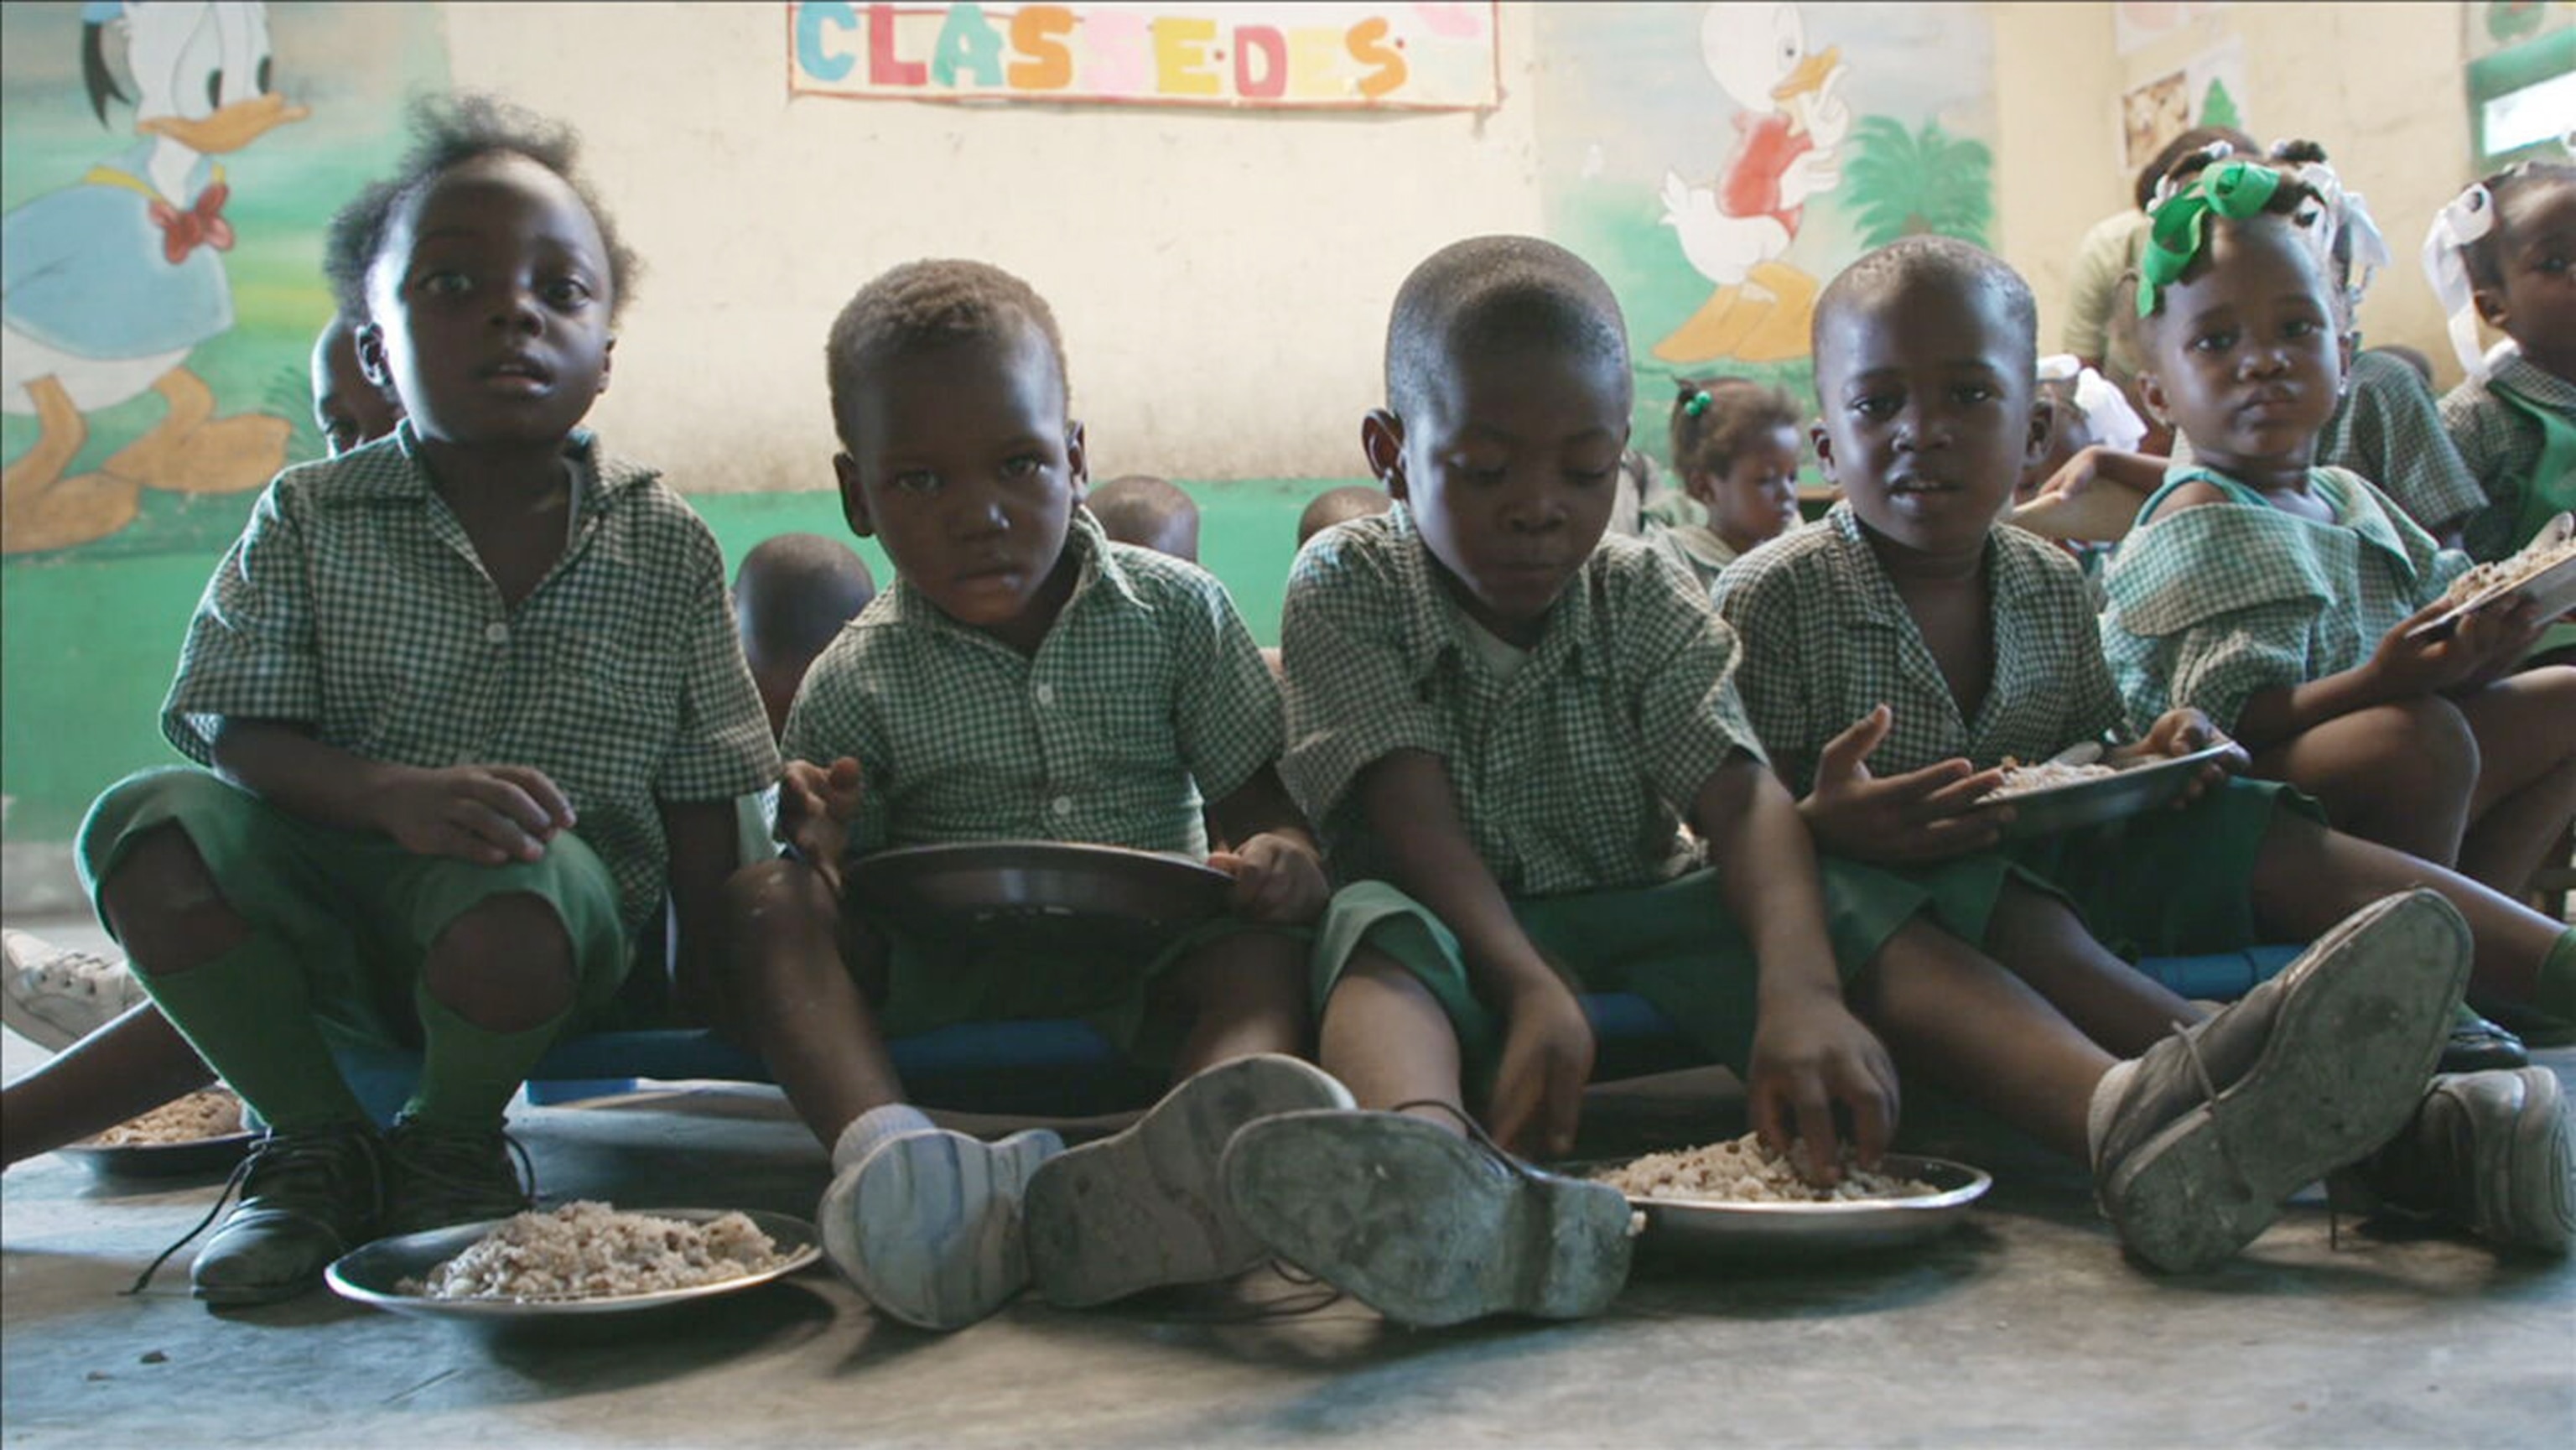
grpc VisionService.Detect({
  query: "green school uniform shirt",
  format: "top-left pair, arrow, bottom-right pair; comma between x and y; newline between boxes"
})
2170,351 -> 2486,541
1709,503 -> 2130,794
162,423 -> 781,933
2097,465 -> 2470,734
2441,348 -> 2576,561
783,508 -> 1282,860
1279,505 -> 1764,897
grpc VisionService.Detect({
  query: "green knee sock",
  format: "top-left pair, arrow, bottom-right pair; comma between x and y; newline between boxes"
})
403,985 -> 570,1133
2537,928 -> 2576,1028
134,932 -> 369,1135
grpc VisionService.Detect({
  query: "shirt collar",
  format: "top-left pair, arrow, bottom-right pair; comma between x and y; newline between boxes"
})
1384,501 -> 1607,687
2490,348 -> 2576,413
340,421 -> 654,506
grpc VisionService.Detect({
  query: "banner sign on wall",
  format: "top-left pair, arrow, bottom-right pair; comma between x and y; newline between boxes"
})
788,2 -> 1501,110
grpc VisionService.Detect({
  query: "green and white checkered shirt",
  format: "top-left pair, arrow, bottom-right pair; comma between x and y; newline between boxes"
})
1645,520 -> 1736,600
2097,465 -> 2470,733
784,509 -> 1281,860
2442,350 -> 2576,561
1280,506 -> 1763,897
1710,504 -> 2130,795
2170,351 -> 2486,541
164,423 -> 781,931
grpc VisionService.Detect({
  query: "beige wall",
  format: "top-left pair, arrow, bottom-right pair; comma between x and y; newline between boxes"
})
439,3 -> 2484,489
439,2 -> 1544,490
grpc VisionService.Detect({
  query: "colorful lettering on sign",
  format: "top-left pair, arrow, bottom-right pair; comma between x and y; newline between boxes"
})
787,3 -> 1494,110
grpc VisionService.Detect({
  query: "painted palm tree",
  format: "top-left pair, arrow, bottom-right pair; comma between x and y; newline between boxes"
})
1839,115 -> 1993,251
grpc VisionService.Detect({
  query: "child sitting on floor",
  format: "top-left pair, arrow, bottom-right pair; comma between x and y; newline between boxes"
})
70,97 -> 780,1305
2427,159 -> 2575,567
728,259 -> 1348,1333
733,532 -> 876,740
1213,236 -> 2476,1331
2098,159 -> 2576,907
1644,376 -> 1805,594
1296,484 -> 1390,549
1713,234 -> 2573,1252
1087,473 -> 1201,562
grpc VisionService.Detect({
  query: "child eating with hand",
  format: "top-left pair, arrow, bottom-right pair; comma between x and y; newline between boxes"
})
728,259 -> 1347,1333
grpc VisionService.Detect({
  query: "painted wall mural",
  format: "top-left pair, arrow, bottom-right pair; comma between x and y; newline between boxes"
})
0,0 -> 448,559
1535,1 -> 1997,459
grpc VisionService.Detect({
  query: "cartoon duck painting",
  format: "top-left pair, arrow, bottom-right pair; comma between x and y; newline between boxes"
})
2,1 -> 307,554
1653,2 -> 1848,365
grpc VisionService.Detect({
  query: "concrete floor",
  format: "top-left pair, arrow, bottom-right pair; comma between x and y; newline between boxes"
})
5,912 -> 2573,1449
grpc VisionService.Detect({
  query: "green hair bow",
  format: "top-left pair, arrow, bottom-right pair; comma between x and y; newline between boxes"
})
2135,159 -> 2283,318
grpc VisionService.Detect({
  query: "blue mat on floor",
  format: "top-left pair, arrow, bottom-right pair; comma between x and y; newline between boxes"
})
332,945 -> 2306,1122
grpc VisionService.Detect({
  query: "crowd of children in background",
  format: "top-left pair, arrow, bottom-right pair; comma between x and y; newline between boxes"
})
2,95 -> 2571,1337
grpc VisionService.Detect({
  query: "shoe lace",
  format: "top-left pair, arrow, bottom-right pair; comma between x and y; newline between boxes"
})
387,1120 -> 537,1220
123,1128 -> 383,1296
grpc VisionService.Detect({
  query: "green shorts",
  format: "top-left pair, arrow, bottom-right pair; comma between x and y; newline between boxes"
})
1308,860 -> 1925,1087
2009,776 -> 2315,960
76,768 -> 636,1050
868,912 -> 1306,1070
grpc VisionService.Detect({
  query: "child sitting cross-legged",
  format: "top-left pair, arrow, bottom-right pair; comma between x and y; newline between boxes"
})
2099,159 -> 2576,918
727,260 -> 1348,1333
1213,237 -> 2484,1331
73,97 -> 781,1305
1715,235 -> 2574,1255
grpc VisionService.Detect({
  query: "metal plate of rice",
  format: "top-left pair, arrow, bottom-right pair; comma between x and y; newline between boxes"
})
326,1205 -> 821,1321
56,1089 -> 256,1179
1564,1146 -> 1991,1258
1989,741 -> 2236,841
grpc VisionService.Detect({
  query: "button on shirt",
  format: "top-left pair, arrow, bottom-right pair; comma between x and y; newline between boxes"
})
161,424 -> 782,931
1711,504 -> 2131,794
1280,506 -> 1764,898
783,510 -> 1284,860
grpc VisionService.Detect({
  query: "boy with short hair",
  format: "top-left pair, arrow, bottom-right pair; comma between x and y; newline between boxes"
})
730,258 -> 1346,1333
733,532 -> 876,740
1088,473 -> 1200,562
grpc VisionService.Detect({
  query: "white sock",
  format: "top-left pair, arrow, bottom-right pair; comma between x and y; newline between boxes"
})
831,1103 -> 937,1176
2085,1058 -> 2140,1168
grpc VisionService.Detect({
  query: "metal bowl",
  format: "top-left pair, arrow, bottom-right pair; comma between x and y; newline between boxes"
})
55,1131 -> 257,1180
325,1207 -> 821,1323
1992,742 -> 2236,841
1570,1153 -> 1990,1258
849,841 -> 1235,938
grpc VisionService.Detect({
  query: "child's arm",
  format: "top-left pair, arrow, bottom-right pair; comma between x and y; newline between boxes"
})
1205,766 -> 1328,925
1358,749 -> 1595,1160
2228,594 -> 2546,749
662,797 -> 742,1029
208,719 -> 574,863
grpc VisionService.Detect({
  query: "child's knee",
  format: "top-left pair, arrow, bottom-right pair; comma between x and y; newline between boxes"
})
424,892 -> 579,1023
97,822 -> 247,972
2356,697 -> 2479,796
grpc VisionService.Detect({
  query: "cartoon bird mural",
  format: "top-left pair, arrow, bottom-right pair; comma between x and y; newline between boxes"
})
1654,2 -> 1848,365
2,1 -> 307,554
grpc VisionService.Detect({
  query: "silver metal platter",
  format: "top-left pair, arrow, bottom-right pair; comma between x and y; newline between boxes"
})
325,1207 -> 821,1321
56,1130 -> 257,1180
1991,741 -> 2237,841
849,840 -> 1235,934
2407,552 -> 2576,642
1569,1153 -> 1991,1257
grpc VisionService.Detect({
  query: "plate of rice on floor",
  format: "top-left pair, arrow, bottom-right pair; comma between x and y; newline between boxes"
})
326,1202 -> 821,1322
1567,1133 -> 1990,1257
2406,512 -> 2576,642
1982,741 -> 2238,841
56,1089 -> 256,1178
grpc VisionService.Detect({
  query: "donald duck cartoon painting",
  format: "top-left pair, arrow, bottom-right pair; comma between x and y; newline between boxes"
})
2,2 -> 306,554
1653,2 -> 1848,365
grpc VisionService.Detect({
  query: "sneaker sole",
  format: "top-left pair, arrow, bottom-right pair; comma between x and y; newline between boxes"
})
2108,889 -> 2470,1274
1220,1110 -> 1633,1328
1025,1055 -> 1354,1308
2470,1068 -> 2574,1255
819,1127 -> 1062,1331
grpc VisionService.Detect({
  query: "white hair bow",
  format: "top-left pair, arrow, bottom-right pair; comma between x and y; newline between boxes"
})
2423,182 -> 2499,380
2282,159 -> 2392,310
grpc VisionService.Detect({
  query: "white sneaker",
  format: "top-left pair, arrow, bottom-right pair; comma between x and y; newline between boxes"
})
818,1125 -> 1064,1331
2,929 -> 145,1052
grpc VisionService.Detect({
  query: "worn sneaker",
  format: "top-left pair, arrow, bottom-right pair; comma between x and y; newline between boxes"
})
190,1124 -> 387,1305
380,1115 -> 534,1238
1024,1055 -> 1354,1308
2091,888 -> 2470,1274
819,1126 -> 1063,1331
1220,1108 -> 1636,1328
2333,1068 -> 2574,1255
2438,1005 -> 2530,1074
2,929 -> 146,1051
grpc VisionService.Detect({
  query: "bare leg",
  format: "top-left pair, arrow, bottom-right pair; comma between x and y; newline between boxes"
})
2454,667 -> 2576,897
2249,811 -> 2568,1009
419,892 -> 575,1032
96,823 -> 254,974
1154,930 -> 1308,1078
1,1005 -> 215,1167
1851,917 -> 2117,1161
1980,881 -> 2205,1056
724,857 -> 904,1151
1315,948 -> 1467,1132
2250,698 -> 2477,867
